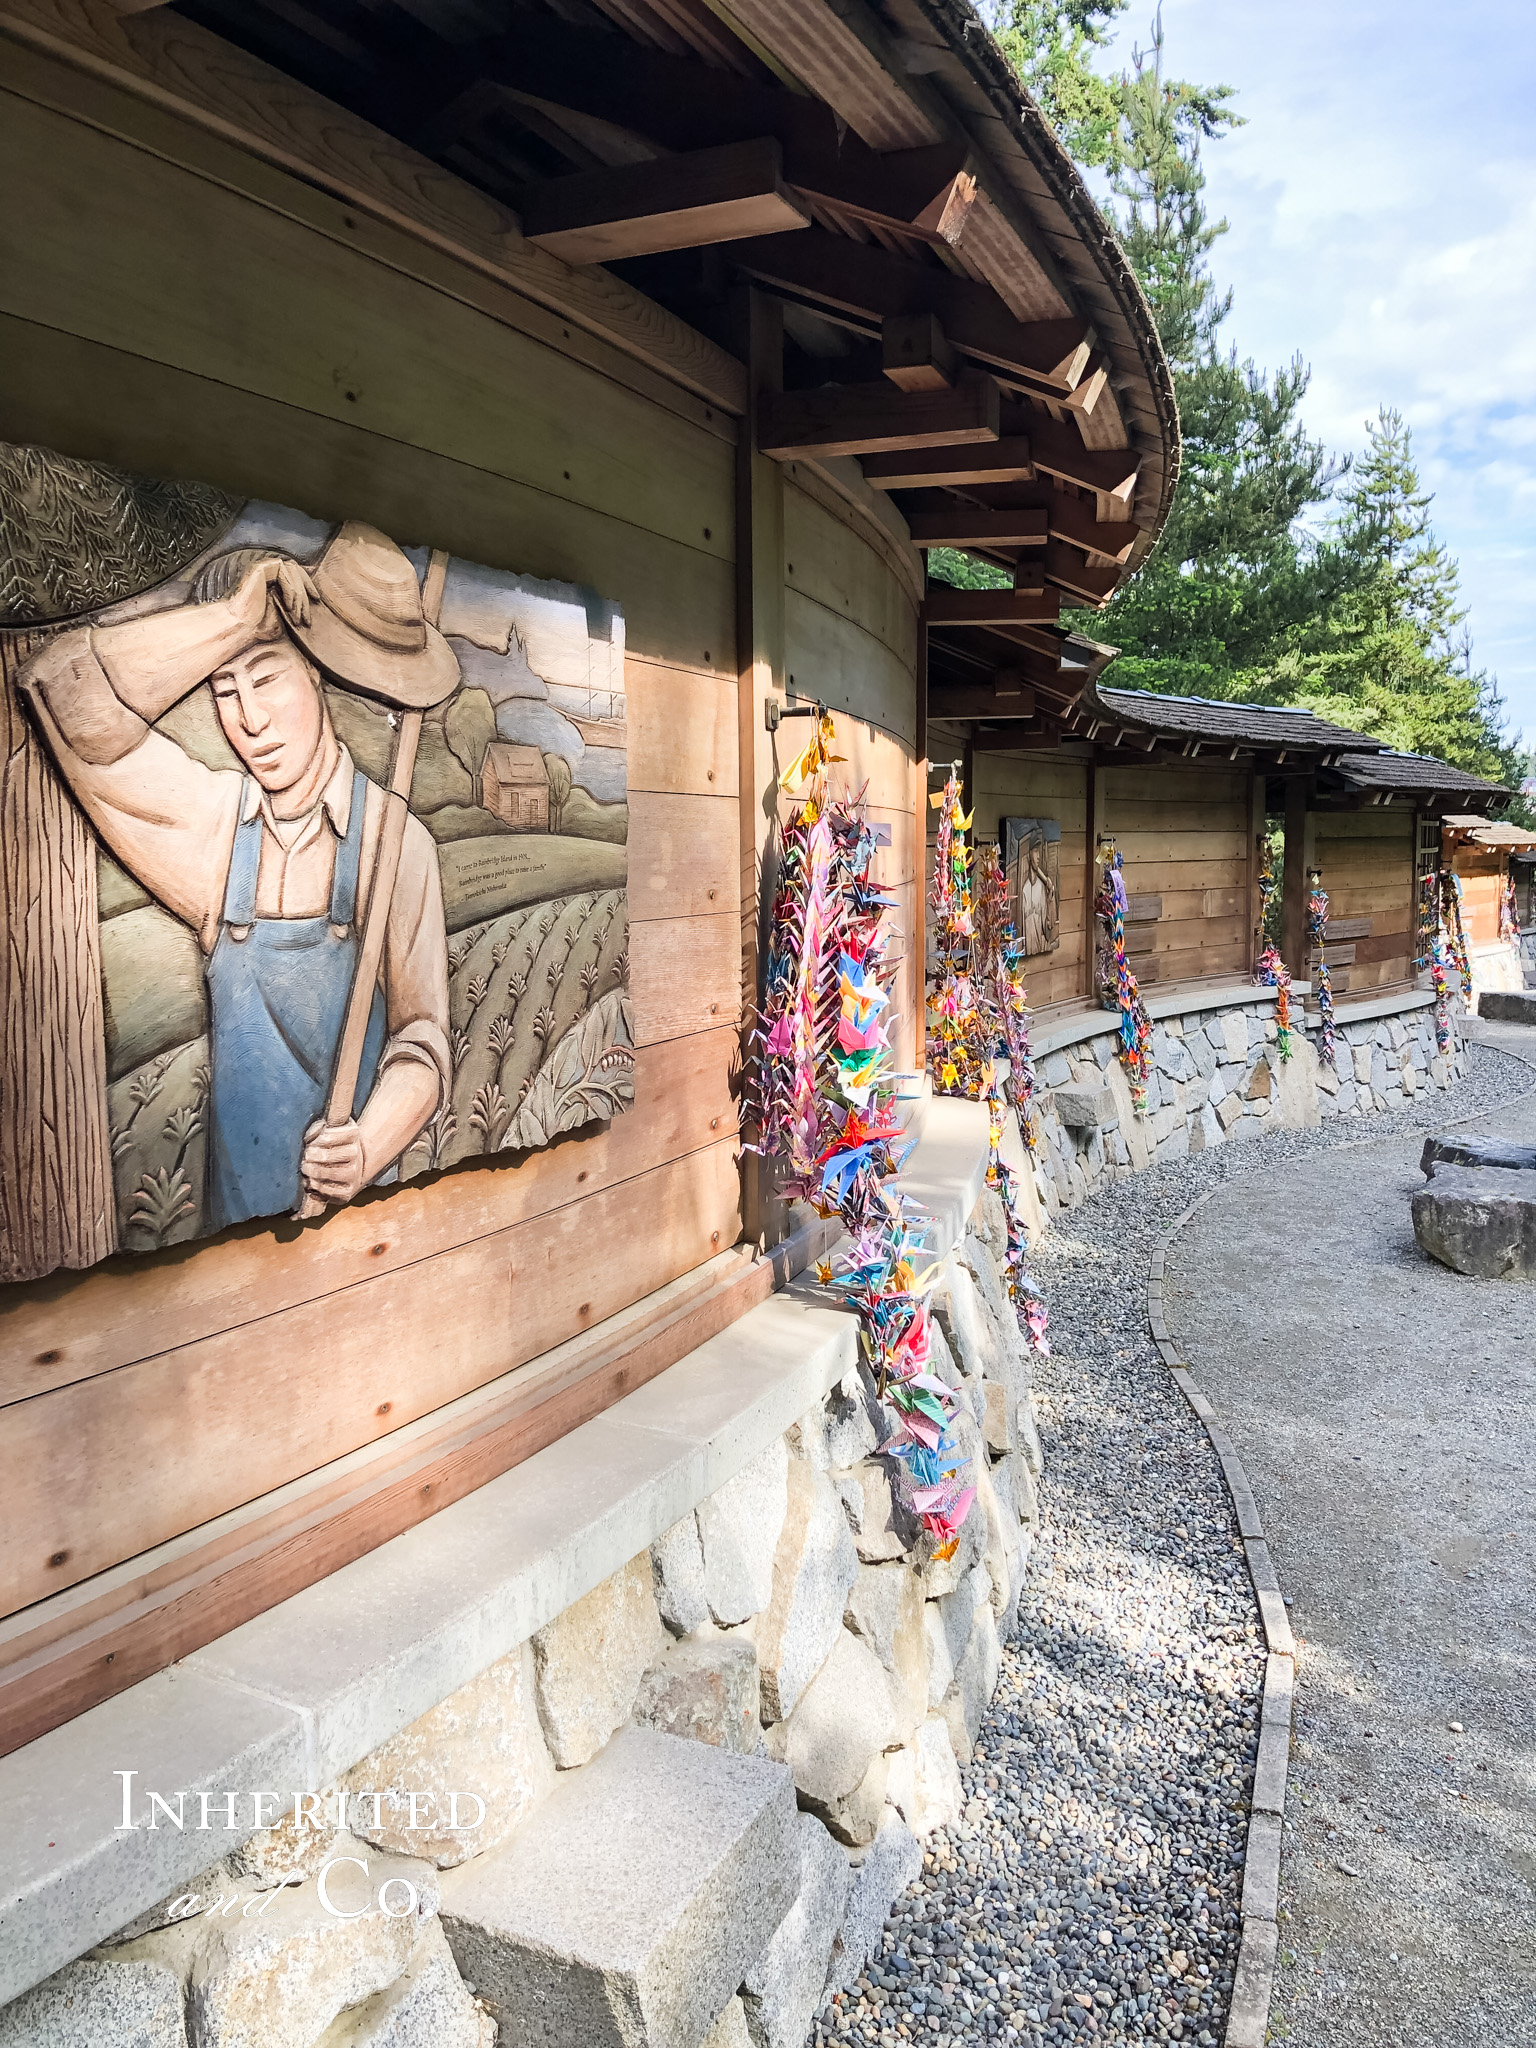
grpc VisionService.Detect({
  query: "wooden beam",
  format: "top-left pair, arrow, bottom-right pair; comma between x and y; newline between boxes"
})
981,621 -> 1074,665
732,286 -> 784,1250
729,229 -> 1091,390
926,639 -> 1064,693
522,137 -> 811,263
479,18 -> 845,163
1012,409 -> 1140,498
882,312 -> 957,391
0,0 -> 750,414
924,587 -> 1062,626
1041,492 -> 1138,563
862,437 -> 1033,490
905,506 -> 1048,548
928,682 -> 1038,718
790,143 -> 977,245
913,169 -> 977,248
757,370 -> 999,459
1061,354 -> 1110,417
965,725 -> 1067,752
1044,540 -> 1118,606
1012,558 -> 1046,595
991,666 -> 1028,697
968,485 -> 1139,562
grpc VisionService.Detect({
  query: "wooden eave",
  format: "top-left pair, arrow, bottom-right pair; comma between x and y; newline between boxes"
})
64,0 -> 1175,715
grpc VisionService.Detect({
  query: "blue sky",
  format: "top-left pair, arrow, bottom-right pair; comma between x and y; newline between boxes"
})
1095,1 -> 1536,746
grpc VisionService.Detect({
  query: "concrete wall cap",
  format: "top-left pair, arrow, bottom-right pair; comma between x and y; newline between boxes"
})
0,1088 -> 991,2011
1301,988 -> 1436,1028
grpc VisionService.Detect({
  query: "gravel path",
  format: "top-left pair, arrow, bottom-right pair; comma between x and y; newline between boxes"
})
813,1036 -> 1532,2048
1162,1025 -> 1536,2048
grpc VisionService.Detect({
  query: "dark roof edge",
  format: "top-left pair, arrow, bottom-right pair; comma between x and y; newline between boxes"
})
1333,751 -> 1510,800
1076,679 -> 1387,752
908,0 -> 1180,571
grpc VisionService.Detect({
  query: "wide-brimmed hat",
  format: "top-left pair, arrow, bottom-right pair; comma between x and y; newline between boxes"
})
289,521 -> 460,709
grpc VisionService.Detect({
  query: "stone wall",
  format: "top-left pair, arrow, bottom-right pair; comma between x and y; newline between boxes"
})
1026,996 -> 1467,1219
0,1193 -> 1041,2048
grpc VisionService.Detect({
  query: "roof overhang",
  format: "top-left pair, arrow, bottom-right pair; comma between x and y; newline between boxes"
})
117,0 -> 1177,727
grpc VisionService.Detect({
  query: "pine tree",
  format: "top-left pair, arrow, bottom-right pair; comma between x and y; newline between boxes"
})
981,9 -> 1528,810
1059,15 -> 1344,696
985,3 -> 1128,168
1273,410 -> 1521,783
1105,12 -> 1237,366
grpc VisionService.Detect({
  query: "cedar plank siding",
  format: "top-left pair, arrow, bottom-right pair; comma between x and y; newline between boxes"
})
1098,764 -> 1254,988
1312,811 -> 1416,993
1454,847 -> 1504,947
967,752 -> 1089,1010
0,58 -> 915,1624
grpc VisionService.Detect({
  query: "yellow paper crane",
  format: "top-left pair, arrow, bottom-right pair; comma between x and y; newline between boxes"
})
779,708 -> 842,793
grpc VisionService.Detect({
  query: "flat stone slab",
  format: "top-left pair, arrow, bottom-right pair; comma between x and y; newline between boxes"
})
440,1725 -> 798,2048
1049,1085 -> 1115,1130
1478,988 -> 1536,1024
1412,1165 -> 1536,1280
1421,1130 -> 1536,1176
0,1959 -> 186,2047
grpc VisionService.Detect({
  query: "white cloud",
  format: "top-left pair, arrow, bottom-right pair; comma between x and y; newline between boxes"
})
1135,0 -> 1536,737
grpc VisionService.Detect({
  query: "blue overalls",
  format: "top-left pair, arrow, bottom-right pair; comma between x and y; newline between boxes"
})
206,770 -> 386,1228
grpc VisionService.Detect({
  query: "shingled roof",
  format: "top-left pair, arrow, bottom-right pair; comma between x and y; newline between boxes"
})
1075,683 -> 1385,756
1332,751 -> 1509,802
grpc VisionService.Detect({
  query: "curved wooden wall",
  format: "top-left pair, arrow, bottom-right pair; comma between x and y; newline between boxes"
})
0,36 -> 927,1645
0,54 -> 746,1620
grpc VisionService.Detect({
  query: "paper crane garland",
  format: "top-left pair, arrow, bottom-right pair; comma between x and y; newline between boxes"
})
751,727 -> 974,1556
1443,870 -> 1473,1004
1094,839 -> 1153,1113
925,770 -> 1049,1357
1254,846 -> 1293,1060
1306,872 -> 1338,1069
1421,870 -> 1454,1054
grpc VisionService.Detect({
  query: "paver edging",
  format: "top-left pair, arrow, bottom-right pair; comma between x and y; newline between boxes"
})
1148,1185 -> 1298,2048
1146,1034 -> 1536,2048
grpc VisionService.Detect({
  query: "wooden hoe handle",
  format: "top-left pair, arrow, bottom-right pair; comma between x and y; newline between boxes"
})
294,549 -> 447,1220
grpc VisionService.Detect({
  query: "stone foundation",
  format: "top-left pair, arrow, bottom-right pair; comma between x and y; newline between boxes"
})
3,989 -> 1468,2046
0,1188 -> 1040,2048
1026,992 -> 1467,1219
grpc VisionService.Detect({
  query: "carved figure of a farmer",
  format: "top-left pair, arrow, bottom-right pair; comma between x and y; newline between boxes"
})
22,522 -> 453,1225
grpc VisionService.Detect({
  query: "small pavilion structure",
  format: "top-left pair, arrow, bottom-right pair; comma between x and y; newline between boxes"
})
926,676 -> 1515,1020
1438,812 -> 1536,1006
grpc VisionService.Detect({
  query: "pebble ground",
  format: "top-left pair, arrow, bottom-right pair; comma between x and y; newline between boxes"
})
812,1038 -> 1531,2048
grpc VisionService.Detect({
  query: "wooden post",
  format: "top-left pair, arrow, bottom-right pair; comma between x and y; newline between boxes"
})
1282,775 -> 1308,979
1083,754 -> 1103,999
731,286 -> 785,1249
0,631 -> 116,1282
1248,771 -> 1266,970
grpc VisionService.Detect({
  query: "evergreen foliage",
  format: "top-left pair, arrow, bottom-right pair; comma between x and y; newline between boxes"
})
971,5 -> 1531,813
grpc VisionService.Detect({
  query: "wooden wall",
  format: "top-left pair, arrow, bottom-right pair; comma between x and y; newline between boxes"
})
0,53 -> 764,1621
966,750 -> 1090,1010
1312,811 -> 1416,992
1451,846 -> 1504,948
782,476 -> 921,1079
940,752 -> 1260,1015
1098,763 -> 1256,989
